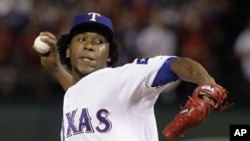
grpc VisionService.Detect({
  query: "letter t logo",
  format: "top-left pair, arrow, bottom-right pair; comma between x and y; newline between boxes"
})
88,12 -> 101,21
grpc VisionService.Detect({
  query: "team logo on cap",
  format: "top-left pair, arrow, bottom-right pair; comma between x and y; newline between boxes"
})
88,12 -> 101,22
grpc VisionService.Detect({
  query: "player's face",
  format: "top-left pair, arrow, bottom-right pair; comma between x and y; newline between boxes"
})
67,32 -> 110,79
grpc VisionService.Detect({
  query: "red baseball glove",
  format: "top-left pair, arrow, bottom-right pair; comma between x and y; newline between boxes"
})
162,84 -> 234,141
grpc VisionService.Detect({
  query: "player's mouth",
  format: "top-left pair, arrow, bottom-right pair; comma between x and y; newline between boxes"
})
80,56 -> 95,62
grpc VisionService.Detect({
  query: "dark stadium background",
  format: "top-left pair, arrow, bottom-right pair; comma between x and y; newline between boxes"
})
0,0 -> 249,140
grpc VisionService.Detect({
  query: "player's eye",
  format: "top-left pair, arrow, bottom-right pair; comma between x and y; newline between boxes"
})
77,38 -> 86,42
93,39 -> 105,45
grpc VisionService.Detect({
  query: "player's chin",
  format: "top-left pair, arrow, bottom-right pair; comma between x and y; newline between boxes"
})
79,62 -> 96,70
77,59 -> 107,74
78,65 -> 96,75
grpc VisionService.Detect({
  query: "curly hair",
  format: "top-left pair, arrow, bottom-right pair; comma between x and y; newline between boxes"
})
57,33 -> 119,70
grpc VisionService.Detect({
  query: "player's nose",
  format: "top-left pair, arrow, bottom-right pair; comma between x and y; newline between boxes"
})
83,40 -> 94,51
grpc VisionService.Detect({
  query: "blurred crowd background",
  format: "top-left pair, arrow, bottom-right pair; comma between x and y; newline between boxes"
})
1,0 -> 250,105
0,0 -> 250,140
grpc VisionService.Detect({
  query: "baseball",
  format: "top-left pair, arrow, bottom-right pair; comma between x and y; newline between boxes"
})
33,35 -> 51,54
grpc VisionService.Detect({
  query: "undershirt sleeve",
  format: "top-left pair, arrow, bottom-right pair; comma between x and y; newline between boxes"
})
151,57 -> 179,87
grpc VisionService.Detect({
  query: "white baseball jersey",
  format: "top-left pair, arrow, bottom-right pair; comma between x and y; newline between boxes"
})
61,56 -> 178,141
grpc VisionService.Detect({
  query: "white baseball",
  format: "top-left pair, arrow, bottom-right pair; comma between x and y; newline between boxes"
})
33,36 -> 51,54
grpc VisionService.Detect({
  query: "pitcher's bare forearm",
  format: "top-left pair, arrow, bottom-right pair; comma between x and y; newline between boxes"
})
170,57 -> 215,85
51,64 -> 73,91
35,31 -> 73,91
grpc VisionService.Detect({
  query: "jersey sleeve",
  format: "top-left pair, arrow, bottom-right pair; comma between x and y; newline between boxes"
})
131,56 -> 179,88
151,57 -> 179,87
115,56 -> 179,115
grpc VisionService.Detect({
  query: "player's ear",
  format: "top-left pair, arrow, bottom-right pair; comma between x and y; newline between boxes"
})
107,58 -> 111,63
66,45 -> 70,58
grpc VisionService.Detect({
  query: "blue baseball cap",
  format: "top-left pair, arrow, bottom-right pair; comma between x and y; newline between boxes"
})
70,12 -> 114,41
